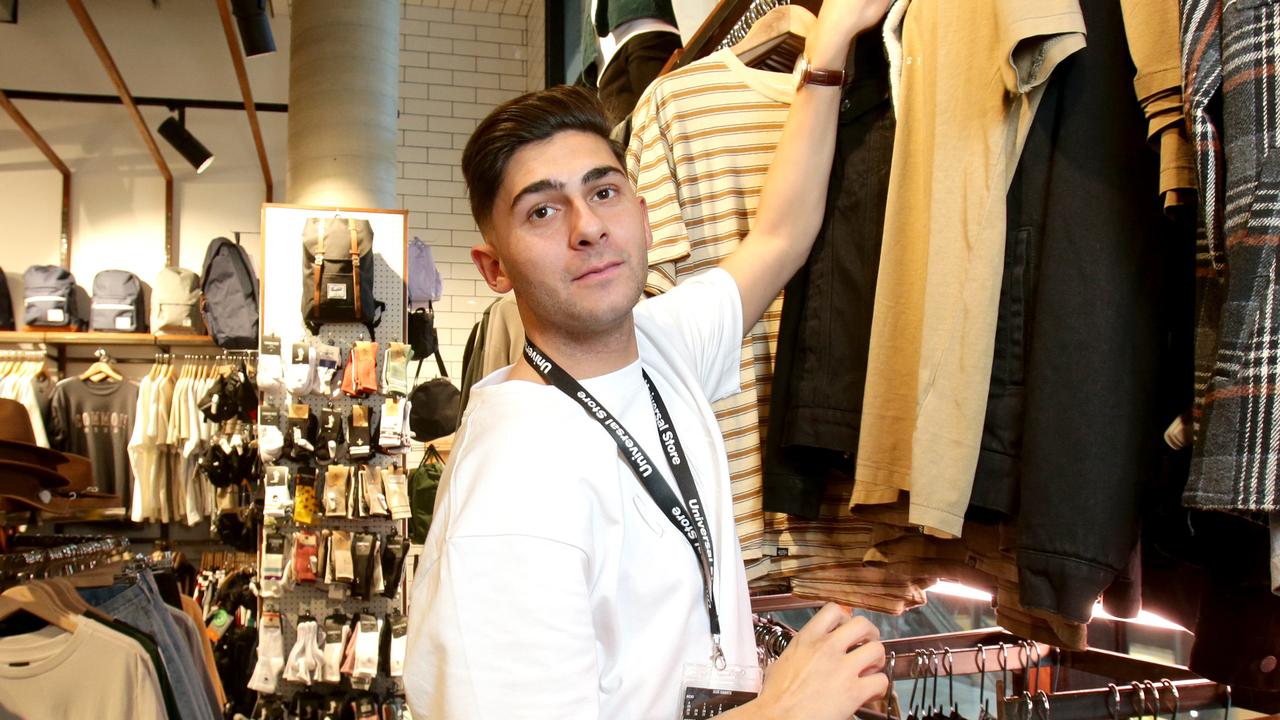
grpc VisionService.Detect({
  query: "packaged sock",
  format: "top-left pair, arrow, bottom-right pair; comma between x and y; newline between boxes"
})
258,405 -> 285,462
316,407 -> 346,464
322,614 -> 349,684
286,341 -> 319,397
247,611 -> 285,694
293,467 -> 319,525
378,397 -> 404,449
347,405 -> 374,462
364,465 -> 389,517
258,335 -> 285,395
382,342 -> 410,396
315,342 -> 343,398
331,530 -> 354,583
294,530 -> 319,583
358,342 -> 380,395
323,465 -> 350,518
264,465 -> 293,518
383,466 -> 412,520
285,404 -> 317,461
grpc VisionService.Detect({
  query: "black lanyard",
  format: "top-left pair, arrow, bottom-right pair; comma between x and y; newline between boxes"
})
523,339 -> 725,669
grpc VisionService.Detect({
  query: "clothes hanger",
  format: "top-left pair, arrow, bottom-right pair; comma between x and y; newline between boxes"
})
80,349 -> 123,383
0,584 -> 81,633
731,4 -> 815,73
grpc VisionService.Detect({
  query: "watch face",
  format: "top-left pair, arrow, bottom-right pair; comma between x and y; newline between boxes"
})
793,55 -> 809,91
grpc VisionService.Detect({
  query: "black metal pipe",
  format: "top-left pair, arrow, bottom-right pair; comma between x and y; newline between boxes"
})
0,88 -> 287,113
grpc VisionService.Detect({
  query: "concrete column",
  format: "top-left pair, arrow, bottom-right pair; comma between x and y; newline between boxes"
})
287,1 -> 399,208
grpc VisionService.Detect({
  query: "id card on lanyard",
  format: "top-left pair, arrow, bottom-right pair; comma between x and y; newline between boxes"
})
522,339 -> 727,669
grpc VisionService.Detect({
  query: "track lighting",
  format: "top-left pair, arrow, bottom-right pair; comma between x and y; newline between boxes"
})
231,0 -> 276,57
0,0 -> 17,24
158,113 -> 214,174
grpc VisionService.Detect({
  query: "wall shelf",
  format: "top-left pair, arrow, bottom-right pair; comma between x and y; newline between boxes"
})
0,331 -> 217,347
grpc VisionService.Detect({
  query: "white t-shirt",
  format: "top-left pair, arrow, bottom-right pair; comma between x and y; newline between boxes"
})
0,619 -> 167,720
405,268 -> 756,720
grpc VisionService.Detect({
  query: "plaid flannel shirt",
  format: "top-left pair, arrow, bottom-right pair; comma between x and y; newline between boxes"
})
1183,0 -> 1280,512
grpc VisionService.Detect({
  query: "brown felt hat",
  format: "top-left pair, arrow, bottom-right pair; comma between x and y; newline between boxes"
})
0,460 -> 72,514
0,398 -> 95,492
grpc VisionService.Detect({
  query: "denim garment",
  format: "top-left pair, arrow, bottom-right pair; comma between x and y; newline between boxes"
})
79,570 -> 219,720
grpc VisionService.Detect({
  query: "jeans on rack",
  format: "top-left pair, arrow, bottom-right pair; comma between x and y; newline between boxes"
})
79,570 -> 221,720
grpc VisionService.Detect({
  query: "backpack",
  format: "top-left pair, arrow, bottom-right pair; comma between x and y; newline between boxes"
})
0,268 -> 14,331
407,237 -> 442,310
22,265 -> 82,329
153,267 -> 205,334
89,269 -> 146,333
300,217 -> 384,337
201,237 -> 260,349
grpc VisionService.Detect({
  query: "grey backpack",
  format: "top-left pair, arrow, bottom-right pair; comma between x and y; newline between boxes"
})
153,267 -> 205,334
23,265 -> 82,329
90,269 -> 146,333
201,237 -> 259,349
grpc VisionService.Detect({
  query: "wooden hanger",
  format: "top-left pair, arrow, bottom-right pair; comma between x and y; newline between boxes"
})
731,4 -> 815,73
79,349 -> 123,383
0,584 -> 81,633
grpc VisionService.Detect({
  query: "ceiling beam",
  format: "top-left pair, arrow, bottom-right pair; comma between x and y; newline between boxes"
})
215,0 -> 274,202
65,0 -> 175,267
0,89 -> 73,268
0,88 -> 288,113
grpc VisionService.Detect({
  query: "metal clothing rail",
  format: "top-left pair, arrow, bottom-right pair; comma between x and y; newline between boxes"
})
1001,679 -> 1229,720
0,535 -> 130,588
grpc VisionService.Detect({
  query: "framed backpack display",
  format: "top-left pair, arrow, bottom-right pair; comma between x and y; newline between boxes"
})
301,216 -> 385,337
89,269 -> 146,333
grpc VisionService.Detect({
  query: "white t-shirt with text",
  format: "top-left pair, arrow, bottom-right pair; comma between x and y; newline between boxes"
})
405,268 -> 756,719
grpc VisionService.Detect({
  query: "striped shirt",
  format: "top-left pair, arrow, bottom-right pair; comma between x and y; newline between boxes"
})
627,52 -> 924,615
627,49 -> 794,574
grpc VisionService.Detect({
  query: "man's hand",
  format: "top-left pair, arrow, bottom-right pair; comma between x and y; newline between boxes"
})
719,0 -> 892,333
809,0 -> 893,67
727,604 -> 888,720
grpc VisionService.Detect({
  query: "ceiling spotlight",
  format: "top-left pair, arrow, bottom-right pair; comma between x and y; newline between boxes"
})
231,0 -> 276,57
158,114 -> 214,174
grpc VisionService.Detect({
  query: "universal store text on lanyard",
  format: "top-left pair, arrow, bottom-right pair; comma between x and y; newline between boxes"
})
522,338 -> 726,669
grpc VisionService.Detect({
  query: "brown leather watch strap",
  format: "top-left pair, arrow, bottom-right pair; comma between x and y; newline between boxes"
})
806,67 -> 844,87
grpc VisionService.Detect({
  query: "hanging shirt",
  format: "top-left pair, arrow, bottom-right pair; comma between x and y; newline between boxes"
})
49,376 -> 139,503
627,48 -> 793,578
852,0 -> 1085,538
0,373 -> 50,447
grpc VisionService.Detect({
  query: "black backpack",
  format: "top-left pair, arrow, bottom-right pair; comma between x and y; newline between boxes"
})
301,217 -> 384,337
22,265 -> 83,329
0,268 -> 14,331
89,269 -> 147,333
201,237 -> 259,349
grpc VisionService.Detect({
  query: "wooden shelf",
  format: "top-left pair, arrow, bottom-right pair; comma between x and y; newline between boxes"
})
0,331 -> 217,347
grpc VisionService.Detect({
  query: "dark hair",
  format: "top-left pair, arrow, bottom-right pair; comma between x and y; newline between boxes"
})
462,85 -> 624,231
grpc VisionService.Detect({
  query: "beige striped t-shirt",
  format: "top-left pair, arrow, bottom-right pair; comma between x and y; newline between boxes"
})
626,49 -> 795,577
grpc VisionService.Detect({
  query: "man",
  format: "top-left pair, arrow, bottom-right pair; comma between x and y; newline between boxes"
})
406,1 -> 891,717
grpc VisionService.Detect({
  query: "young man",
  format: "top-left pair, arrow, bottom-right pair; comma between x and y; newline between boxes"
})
405,1 -> 891,717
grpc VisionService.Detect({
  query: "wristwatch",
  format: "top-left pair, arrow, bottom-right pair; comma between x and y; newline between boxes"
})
793,54 -> 845,91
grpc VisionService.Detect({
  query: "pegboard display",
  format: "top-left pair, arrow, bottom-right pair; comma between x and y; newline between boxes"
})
257,204 -> 410,700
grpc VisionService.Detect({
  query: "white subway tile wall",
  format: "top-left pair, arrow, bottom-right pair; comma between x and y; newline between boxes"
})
398,2 -> 537,379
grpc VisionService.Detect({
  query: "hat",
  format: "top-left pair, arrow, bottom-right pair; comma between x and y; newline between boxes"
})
0,399 -> 94,492
0,460 -> 71,514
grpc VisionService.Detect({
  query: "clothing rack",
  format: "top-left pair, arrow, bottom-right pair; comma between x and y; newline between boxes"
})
1001,679 -> 1228,720
671,0 -> 816,72
0,534 -> 130,588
